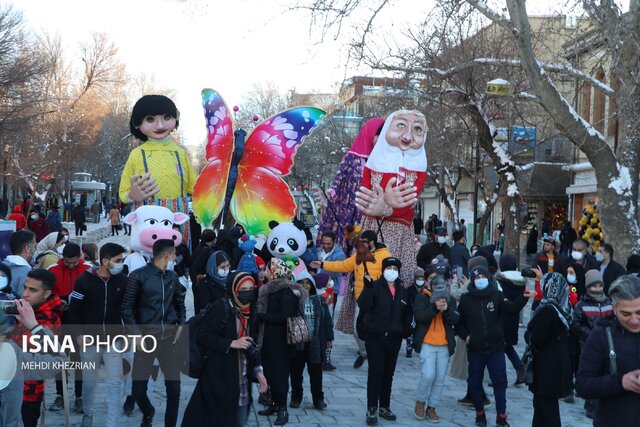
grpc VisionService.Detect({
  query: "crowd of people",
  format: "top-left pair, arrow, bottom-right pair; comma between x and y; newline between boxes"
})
0,214 -> 639,427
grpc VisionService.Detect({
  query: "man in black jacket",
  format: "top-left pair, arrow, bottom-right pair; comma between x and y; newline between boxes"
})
598,243 -> 627,295
449,230 -> 470,278
576,275 -> 640,426
68,243 -> 128,427
416,227 -> 450,270
457,266 -> 536,427
121,239 -> 186,427
358,257 -> 413,425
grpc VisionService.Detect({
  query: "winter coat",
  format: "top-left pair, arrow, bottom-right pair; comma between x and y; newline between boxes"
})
4,255 -> 31,298
0,327 -> 67,427
413,292 -> 459,355
48,259 -> 91,301
256,278 -> 307,394
7,206 -> 26,230
318,245 -> 347,290
181,298 -> 260,427
295,282 -> 334,364
525,304 -> 573,398
457,282 -> 528,354
602,260 -> 626,295
108,208 -> 121,225
357,277 -> 413,340
189,243 -> 213,284
416,242 -> 451,271
450,242 -> 471,277
46,210 -> 62,232
495,270 -> 528,346
121,262 -> 186,340
10,295 -> 63,404
67,267 -> 128,337
571,294 -> 614,344
322,242 -> 392,299
72,205 -> 86,224
575,317 -> 640,427
192,278 -> 227,314
27,217 -> 49,242
526,225 -> 539,255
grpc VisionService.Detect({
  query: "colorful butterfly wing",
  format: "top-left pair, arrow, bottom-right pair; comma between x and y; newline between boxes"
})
230,107 -> 326,235
192,89 -> 234,227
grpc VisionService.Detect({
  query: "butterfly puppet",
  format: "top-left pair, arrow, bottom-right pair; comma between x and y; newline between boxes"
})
192,89 -> 326,235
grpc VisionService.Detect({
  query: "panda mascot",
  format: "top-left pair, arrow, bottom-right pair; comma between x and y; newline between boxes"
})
261,218 -> 309,277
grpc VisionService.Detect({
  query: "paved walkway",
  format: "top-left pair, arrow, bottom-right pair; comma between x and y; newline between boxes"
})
41,229 -> 592,426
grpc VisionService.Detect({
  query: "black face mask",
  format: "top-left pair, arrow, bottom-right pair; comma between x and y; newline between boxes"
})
237,290 -> 255,305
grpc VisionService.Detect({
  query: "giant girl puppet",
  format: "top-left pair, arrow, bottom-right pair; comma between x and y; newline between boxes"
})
119,95 -> 198,245
355,109 -> 427,287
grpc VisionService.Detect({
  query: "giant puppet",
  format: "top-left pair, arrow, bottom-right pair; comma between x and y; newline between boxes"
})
191,89 -> 325,237
314,117 -> 384,253
355,110 -> 428,287
119,95 -> 197,245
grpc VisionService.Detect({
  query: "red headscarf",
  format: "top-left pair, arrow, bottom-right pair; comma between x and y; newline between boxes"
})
347,117 -> 385,158
229,272 -> 255,337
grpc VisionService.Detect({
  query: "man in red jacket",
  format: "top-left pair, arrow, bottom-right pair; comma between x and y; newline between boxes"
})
47,242 -> 90,413
10,268 -> 64,427
27,209 -> 50,242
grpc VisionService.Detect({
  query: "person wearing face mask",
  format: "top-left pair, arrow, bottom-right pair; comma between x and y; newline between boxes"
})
416,227 -> 451,271
457,266 -> 536,427
532,236 -> 567,311
358,257 -> 413,425
67,243 -> 128,427
121,239 -> 186,427
26,209 -> 49,243
32,231 -> 66,269
405,267 -> 427,358
570,269 -> 614,418
0,263 -> 18,327
598,243 -> 627,295
193,250 -> 231,314
289,271 -> 334,411
182,271 -> 268,427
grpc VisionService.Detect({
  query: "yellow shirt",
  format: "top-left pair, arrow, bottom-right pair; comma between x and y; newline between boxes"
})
119,140 -> 197,201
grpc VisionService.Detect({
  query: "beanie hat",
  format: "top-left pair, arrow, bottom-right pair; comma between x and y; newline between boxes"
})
585,269 -> 604,289
470,266 -> 491,284
130,95 -> 179,141
468,256 -> 488,273
430,255 -> 449,275
382,257 -> 402,271
414,267 -> 425,278
499,254 -> 518,272
314,272 -> 330,289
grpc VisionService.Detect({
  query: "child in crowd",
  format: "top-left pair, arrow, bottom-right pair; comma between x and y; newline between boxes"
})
290,270 -> 334,410
570,269 -> 614,419
405,267 -> 427,358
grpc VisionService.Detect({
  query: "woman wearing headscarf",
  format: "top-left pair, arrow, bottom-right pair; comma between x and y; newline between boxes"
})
192,251 -> 230,313
525,272 -> 573,427
32,232 -> 66,269
256,259 -> 308,426
181,272 -> 268,427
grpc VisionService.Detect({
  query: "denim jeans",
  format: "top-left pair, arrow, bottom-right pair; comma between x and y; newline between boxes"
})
81,344 -> 125,427
468,350 -> 508,414
416,344 -> 449,407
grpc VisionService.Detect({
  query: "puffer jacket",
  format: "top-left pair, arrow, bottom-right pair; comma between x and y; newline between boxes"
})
322,243 -> 392,299
121,262 -> 186,340
457,282 -> 527,354
357,277 -> 413,339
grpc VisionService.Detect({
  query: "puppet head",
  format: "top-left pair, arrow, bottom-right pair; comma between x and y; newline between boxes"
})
267,218 -> 307,258
365,109 -> 428,173
123,205 -> 189,255
130,95 -> 180,141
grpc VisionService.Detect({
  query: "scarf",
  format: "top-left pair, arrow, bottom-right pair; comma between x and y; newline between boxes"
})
228,272 -> 254,338
534,272 -> 572,331
205,250 -> 229,289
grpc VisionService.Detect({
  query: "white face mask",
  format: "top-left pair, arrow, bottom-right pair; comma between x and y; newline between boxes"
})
0,276 -> 8,290
30,215 -> 37,220
567,274 -> 577,284
595,252 -> 604,262
167,260 -> 176,271
437,236 -> 446,244
384,269 -> 399,283
217,268 -> 229,278
571,251 -> 583,261
108,262 -> 124,275
471,250 -> 478,256
474,278 -> 489,290
415,279 -> 425,287
63,235 -> 69,242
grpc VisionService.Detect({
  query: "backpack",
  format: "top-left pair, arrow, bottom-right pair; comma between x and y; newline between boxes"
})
176,301 -> 230,378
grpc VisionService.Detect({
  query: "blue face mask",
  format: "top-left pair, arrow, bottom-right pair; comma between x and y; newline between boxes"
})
0,276 -> 8,290
474,278 -> 489,290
